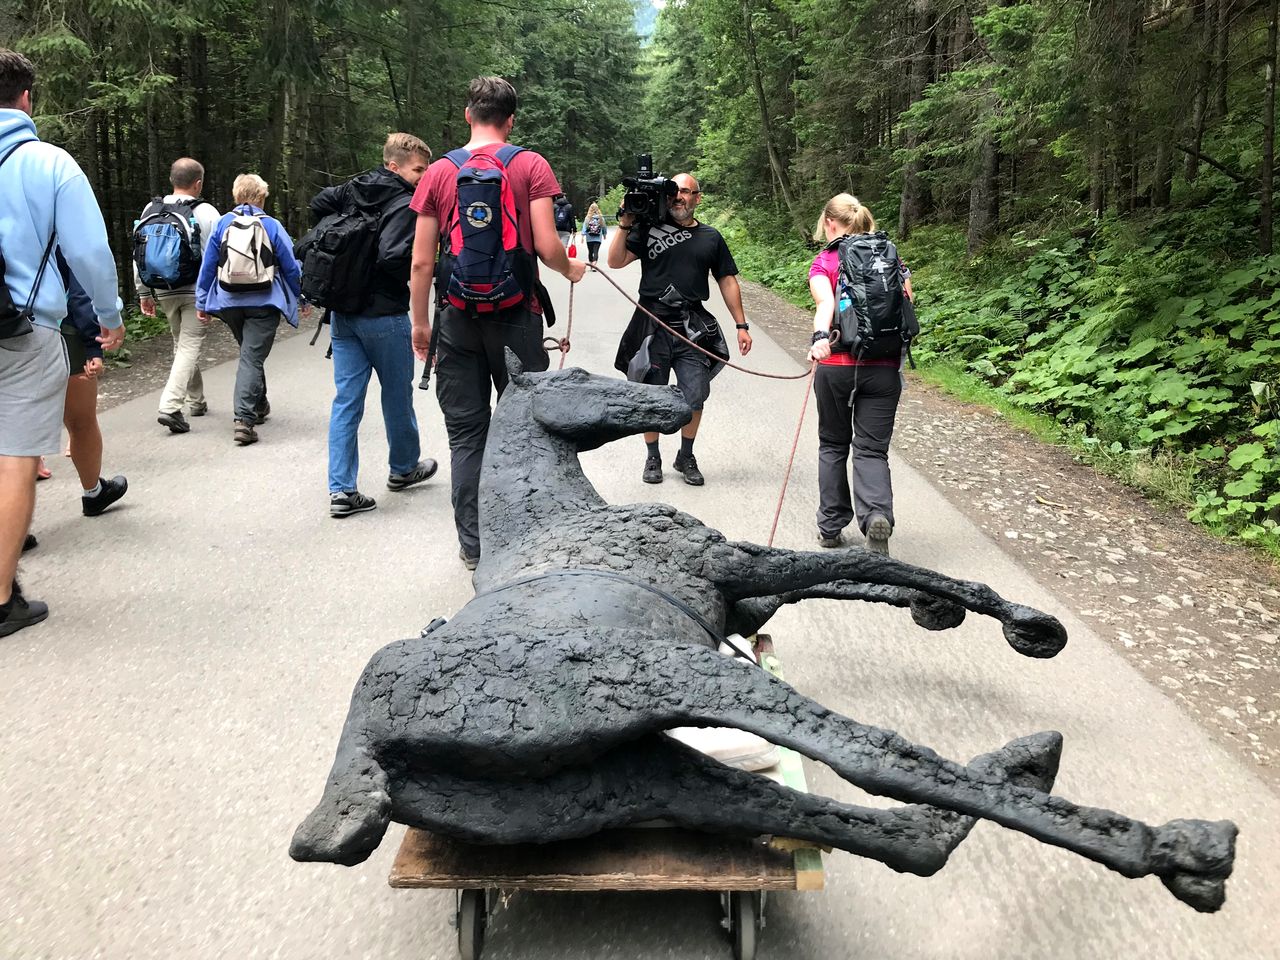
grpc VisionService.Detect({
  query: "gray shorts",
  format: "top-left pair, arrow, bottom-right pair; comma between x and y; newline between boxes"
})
644,338 -> 713,411
0,325 -> 70,456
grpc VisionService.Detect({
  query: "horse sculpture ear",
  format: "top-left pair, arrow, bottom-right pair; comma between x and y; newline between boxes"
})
503,348 -> 525,383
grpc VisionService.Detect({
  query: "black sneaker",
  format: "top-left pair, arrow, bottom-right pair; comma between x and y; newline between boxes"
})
865,514 -> 892,555
817,529 -> 844,548
158,410 -> 190,434
22,533 -> 37,553
82,475 -> 128,517
387,459 -> 439,491
331,490 -> 377,518
188,402 -> 209,417
672,453 -> 705,486
0,581 -> 48,638
459,547 -> 479,571
254,399 -> 271,424
642,455 -> 663,484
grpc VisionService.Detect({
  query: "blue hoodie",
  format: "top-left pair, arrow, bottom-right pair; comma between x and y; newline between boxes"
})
195,204 -> 302,326
0,109 -> 123,332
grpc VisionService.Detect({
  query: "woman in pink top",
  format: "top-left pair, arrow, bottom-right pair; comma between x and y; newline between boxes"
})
806,194 -> 913,555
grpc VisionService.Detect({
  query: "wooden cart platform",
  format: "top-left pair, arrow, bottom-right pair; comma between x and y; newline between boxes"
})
388,635 -> 824,960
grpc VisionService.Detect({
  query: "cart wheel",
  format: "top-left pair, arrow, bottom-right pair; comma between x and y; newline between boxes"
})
456,889 -> 486,960
728,891 -> 760,960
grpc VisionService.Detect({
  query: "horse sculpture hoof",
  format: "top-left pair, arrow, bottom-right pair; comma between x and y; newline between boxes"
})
1002,606 -> 1068,658
1153,819 -> 1237,912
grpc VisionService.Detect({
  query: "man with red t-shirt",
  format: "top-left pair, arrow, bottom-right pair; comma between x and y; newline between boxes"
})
408,76 -> 585,570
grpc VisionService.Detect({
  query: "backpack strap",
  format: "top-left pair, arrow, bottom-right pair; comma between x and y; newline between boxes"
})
443,148 -> 471,169
494,144 -> 525,167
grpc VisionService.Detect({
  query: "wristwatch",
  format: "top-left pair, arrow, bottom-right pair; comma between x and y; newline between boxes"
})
736,323 -> 750,331
811,330 -> 831,344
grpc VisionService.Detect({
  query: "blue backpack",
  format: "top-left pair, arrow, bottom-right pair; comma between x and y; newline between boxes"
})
439,145 -> 530,313
132,197 -> 203,290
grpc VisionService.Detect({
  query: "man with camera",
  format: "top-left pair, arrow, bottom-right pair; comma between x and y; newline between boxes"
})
609,171 -> 751,487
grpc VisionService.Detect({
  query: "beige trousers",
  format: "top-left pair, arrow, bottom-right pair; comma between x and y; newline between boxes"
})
157,293 -> 207,415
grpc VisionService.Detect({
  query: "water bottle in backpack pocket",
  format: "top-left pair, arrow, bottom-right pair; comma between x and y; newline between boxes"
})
132,197 -> 203,290
217,211 -> 277,292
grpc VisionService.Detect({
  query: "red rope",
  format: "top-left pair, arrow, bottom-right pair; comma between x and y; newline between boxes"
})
767,363 -> 817,547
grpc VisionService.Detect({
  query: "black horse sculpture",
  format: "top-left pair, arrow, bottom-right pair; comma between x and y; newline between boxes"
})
291,353 -> 1236,912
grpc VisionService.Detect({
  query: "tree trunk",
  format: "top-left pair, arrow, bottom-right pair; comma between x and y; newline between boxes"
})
967,134 -> 999,256
1152,141 -> 1173,207
1214,0 -> 1231,120
189,34 -> 210,182
740,0 -> 798,226
1090,123 -> 1106,214
1262,0 -> 1278,254
1185,0 -> 1212,181
898,0 -> 935,240
146,100 -> 161,194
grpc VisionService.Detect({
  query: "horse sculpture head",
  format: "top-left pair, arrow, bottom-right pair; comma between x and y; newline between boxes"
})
504,350 -> 693,452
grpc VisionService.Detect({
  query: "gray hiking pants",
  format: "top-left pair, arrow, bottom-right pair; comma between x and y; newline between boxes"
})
219,307 -> 280,423
814,362 -> 901,537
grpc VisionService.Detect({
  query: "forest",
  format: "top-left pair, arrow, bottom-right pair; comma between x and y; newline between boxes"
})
3,0 -> 1280,549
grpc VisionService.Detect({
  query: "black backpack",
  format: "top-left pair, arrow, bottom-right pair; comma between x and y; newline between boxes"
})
0,142 -> 56,339
295,192 -> 387,313
832,231 -> 919,362
554,201 -> 574,231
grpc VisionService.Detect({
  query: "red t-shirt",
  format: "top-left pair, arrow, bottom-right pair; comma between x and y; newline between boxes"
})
808,247 -> 908,367
410,144 -> 561,314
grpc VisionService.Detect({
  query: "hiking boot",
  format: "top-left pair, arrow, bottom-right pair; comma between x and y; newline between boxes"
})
22,533 -> 36,553
158,410 -> 190,434
865,514 -> 892,555
254,399 -> 271,425
642,455 -> 663,484
82,475 -> 128,517
672,453 -> 705,486
0,581 -> 48,638
188,402 -> 209,417
330,490 -> 377,518
233,420 -> 258,446
459,547 -> 479,571
817,529 -> 844,549
387,459 -> 439,491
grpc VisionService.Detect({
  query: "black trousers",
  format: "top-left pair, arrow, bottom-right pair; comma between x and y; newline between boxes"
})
434,304 -> 549,557
218,306 -> 280,422
813,363 -> 901,537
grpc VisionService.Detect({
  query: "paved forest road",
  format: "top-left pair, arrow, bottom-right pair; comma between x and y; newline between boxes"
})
3,267 -> 1279,960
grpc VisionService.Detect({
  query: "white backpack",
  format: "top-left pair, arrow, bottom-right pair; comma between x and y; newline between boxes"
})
217,211 -> 276,291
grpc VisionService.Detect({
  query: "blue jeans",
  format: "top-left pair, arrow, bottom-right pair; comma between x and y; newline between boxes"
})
327,312 -> 421,493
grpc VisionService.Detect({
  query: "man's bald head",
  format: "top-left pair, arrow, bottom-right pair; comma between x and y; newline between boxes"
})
670,173 -> 702,224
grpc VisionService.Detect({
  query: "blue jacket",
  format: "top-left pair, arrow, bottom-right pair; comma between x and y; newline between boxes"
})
58,252 -> 102,361
195,204 -> 302,326
0,110 -> 123,332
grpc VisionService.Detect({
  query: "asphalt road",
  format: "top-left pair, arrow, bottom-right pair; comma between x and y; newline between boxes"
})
3,265 -> 1278,960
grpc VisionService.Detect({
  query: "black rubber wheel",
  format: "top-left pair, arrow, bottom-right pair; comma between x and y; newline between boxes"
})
729,891 -> 759,960
457,889 -> 486,960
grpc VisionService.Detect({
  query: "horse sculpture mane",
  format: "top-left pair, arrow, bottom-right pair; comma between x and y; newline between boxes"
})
291,352 -> 1237,912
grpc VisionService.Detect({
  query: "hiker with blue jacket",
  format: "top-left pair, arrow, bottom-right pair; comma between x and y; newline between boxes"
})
195,173 -> 302,446
0,48 -> 124,638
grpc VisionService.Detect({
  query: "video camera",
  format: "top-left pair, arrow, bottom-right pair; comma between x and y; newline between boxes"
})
620,153 -> 677,226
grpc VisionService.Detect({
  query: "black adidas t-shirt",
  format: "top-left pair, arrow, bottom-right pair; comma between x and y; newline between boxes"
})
626,219 -> 739,303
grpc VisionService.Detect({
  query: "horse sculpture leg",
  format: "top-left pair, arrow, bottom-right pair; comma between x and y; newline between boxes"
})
636,643 -> 1235,911
708,541 -> 1067,658
390,732 -> 1059,877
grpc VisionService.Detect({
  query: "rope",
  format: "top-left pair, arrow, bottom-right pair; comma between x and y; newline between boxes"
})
767,363 -> 817,547
588,264 -> 812,381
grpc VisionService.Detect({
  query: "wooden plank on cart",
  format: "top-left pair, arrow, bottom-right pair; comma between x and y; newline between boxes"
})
390,826 -> 805,891
755,634 -> 826,891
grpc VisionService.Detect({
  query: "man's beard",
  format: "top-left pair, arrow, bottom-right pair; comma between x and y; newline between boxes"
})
670,203 -> 695,225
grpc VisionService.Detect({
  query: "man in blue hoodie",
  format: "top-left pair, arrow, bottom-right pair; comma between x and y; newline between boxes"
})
0,49 -> 124,638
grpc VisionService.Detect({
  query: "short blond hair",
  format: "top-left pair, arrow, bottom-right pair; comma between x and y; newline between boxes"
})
384,133 -> 431,166
232,173 -> 269,206
814,193 -> 875,242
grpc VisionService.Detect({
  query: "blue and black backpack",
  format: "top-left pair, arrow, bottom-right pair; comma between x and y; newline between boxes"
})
438,144 -> 532,313
132,197 -> 203,291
